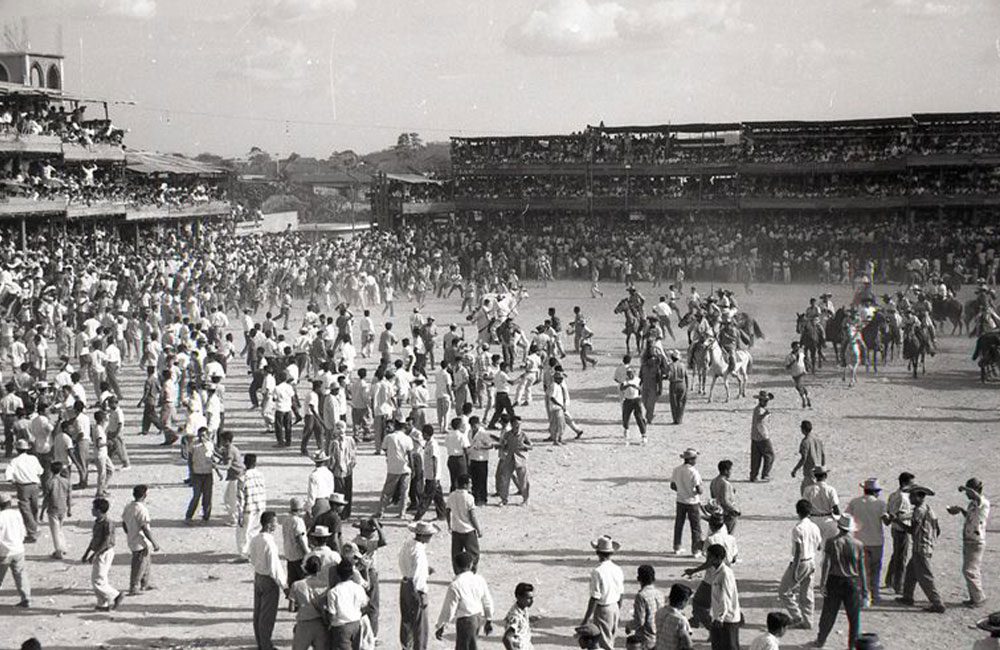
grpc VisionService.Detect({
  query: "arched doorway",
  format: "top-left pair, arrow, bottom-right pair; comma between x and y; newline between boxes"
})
0,63 -> 8,83
29,63 -> 43,87
46,64 -> 61,90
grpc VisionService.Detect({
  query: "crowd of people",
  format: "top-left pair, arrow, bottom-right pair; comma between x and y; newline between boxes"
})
0,96 -> 126,146
0,210 -> 993,650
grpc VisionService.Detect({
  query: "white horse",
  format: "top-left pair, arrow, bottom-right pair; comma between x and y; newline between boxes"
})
841,332 -> 864,387
705,338 -> 752,403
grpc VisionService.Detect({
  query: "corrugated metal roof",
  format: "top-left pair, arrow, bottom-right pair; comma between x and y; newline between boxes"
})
125,151 -> 227,176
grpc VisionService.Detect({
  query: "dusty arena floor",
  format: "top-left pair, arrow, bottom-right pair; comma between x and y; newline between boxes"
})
4,280 -> 998,650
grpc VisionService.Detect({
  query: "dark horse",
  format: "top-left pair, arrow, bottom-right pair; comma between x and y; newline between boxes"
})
614,298 -> 645,355
733,312 -> 765,347
795,313 -> 825,372
860,312 -> 886,373
972,330 -> 1000,383
825,308 -> 849,364
931,295 -> 963,335
903,324 -> 930,378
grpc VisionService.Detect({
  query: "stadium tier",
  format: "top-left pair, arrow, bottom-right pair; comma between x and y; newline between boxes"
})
375,114 -> 1000,223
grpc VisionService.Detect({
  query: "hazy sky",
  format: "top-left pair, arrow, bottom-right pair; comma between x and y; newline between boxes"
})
7,0 -> 1000,157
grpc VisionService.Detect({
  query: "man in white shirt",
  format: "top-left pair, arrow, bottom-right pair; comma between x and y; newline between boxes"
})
272,374 -> 296,448
446,474 -> 482,575
804,466 -> 841,543
708,543 -> 741,650
670,448 -> 703,558
5,439 -> 43,542
305,451 -> 335,512
580,535 -> 625,650
435,551 -> 495,647
249,511 -> 286,650
845,478 -> 888,606
0,493 -> 30,607
778,499 -> 823,629
103,337 -> 123,400
946,477 -> 991,607
327,559 -> 370,646
435,361 -> 454,433
121,484 -> 161,595
375,421 -> 414,519
399,521 -> 438,649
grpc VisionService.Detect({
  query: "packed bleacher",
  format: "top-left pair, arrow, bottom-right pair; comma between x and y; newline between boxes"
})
0,95 -> 126,146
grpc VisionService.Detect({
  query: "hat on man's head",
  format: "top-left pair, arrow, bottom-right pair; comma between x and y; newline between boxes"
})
836,514 -> 855,532
669,350 -> 680,360
812,465 -> 829,477
312,450 -> 330,464
289,496 -> 305,512
905,485 -> 935,497
328,493 -> 348,506
15,439 -> 30,452
680,448 -> 699,460
310,525 -> 332,538
755,390 -> 774,401
861,478 -> 882,492
590,535 -> 621,554
408,521 -> 440,536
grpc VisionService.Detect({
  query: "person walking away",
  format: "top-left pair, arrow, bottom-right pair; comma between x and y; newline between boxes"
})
288,555 -> 329,650
435,551 -> 495,648
82,497 -> 124,611
624,564 -> 664,650
467,419 -> 493,506
218,432 -> 244,527
946,477 -> 990,608
40,461 -> 71,560
670,448 -> 703,557
666,350 -> 688,425
0,493 -> 30,607
804,466 -> 841,543
375,421 -> 414,519
250,511 -> 287,650
328,558 -> 371,648
415,425 -> 447,521
122,484 -> 160,595
845,478 -> 888,606
330,423 -> 357,520
399,521 -> 439,650
749,391 -> 775,482
777,499 -> 822,631
283,497 -> 310,593
238,454 -> 268,557
815,515 -> 863,648
579,535 -> 624,650
790,420 -> 824,495
884,472 -> 914,594
5,439 -> 42,543
444,417 -> 470,492
446,474 -> 482,574
653,583 -> 694,650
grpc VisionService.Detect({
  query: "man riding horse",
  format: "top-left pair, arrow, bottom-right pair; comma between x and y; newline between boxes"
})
717,312 -> 750,374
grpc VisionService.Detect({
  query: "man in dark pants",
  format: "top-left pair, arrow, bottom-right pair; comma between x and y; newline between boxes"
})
249,511 -> 286,650
6,439 -> 42,542
667,350 -> 688,424
415,425 -> 447,521
138,366 -> 162,436
884,471 -> 915,593
184,429 -> 215,523
749,391 -> 775,482
446,475 -> 482,574
815,515 -> 863,649
670,448 -> 703,557
400,521 -> 438,649
892,484 -> 946,613
486,363 -> 517,429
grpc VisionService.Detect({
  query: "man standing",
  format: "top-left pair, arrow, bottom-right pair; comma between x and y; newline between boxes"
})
330,422 -> 357,520
946,477 -> 990,608
272,374 -> 296,448
749,391 -> 775,482
238,454 -> 268,558
790,420 -> 824,495
784,341 -> 811,409
305,450 -> 334,513
122,484 -> 160,596
435,551 -> 495,647
884,471 -> 914,594
707,543 -> 741,650
0,493 -> 30,607
778,499 -> 822,631
249,511 -> 287,650
82,497 -> 124,611
185,428 -> 216,524
497,416 -> 531,507
670,448 -> 703,558
666,350 -> 688,425
40,461 -> 71,560
5,439 -> 42,543
804,467 -> 841,543
892,485 -> 945,613
710,460 -> 741,534
446,474 -> 482,574
400,521 -> 438,650
618,369 -> 646,445
579,535 -> 625,650
815,515 -> 863,649
217,432 -> 244,528
376,421 -> 414,519
845,478 -> 888,606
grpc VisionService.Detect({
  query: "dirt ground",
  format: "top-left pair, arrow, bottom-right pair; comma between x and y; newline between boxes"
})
3,279 -> 998,650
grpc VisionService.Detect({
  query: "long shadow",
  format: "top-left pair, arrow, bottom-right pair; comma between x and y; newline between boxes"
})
844,414 -> 999,424
68,635 -> 257,649
591,476 -> 665,487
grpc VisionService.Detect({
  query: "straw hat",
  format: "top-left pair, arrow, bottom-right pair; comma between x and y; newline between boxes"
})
590,535 -> 621,554
408,521 -> 440,536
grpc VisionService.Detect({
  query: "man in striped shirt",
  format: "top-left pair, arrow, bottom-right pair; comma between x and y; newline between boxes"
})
237,454 -> 267,557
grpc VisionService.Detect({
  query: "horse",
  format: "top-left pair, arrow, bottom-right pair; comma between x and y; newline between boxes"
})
691,341 -> 709,394
972,330 -> 1000,383
704,336 -> 751,403
825,308 -> 848,364
614,298 -> 645,355
795,313 -> 824,373
861,311 -> 888,372
882,310 -> 902,362
902,325 -> 930,378
931,296 -> 963,335
841,332 -> 863,387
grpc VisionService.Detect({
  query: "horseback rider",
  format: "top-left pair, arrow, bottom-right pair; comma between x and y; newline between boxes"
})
804,297 -> 822,323
854,275 -> 876,306
818,293 -> 835,318
974,283 -> 1000,333
686,310 -> 710,365
912,290 -> 937,353
717,312 -> 748,374
626,286 -> 646,317
704,295 -> 722,323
